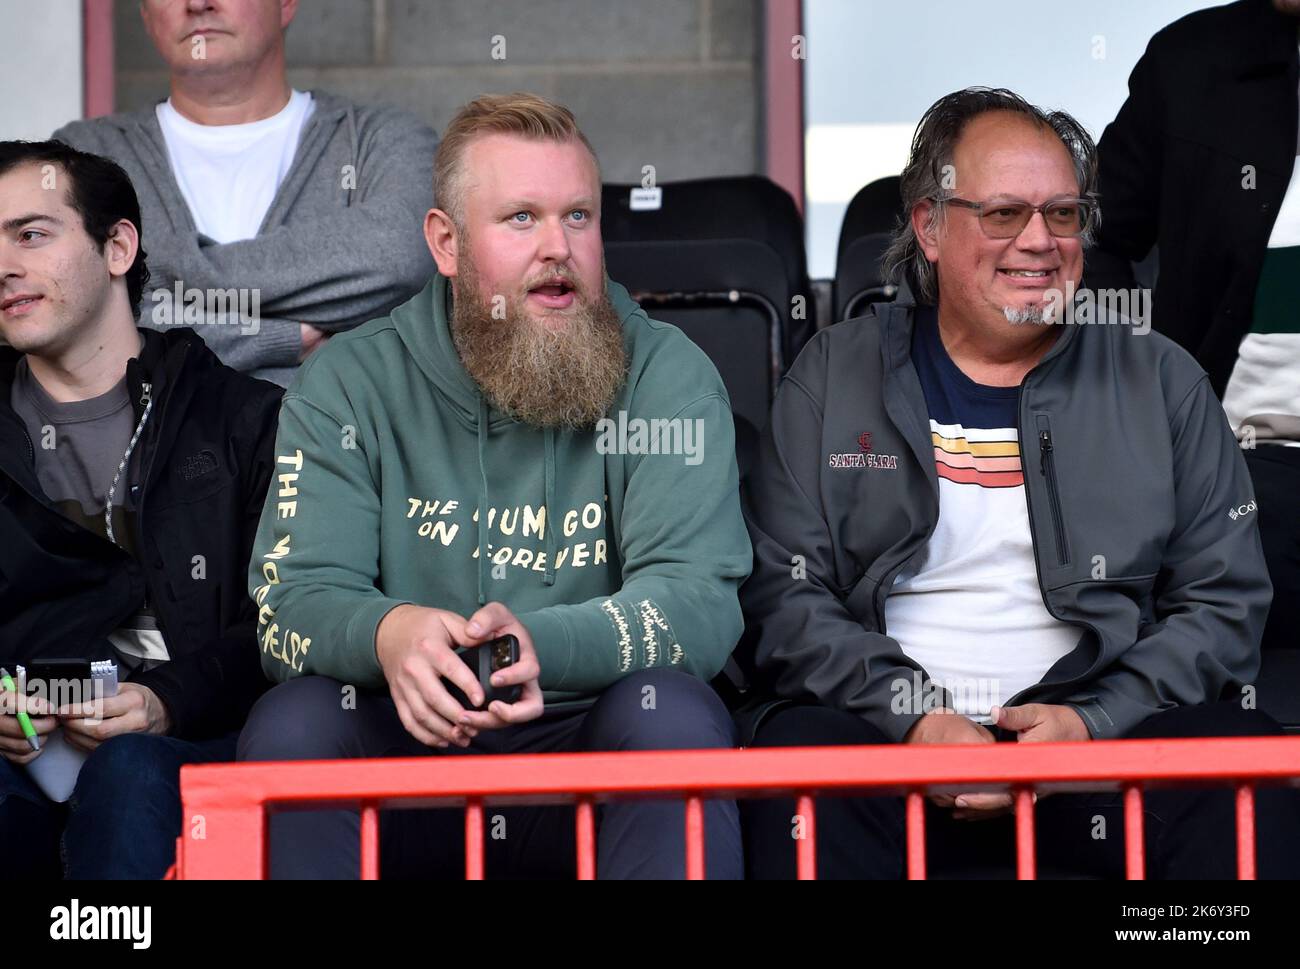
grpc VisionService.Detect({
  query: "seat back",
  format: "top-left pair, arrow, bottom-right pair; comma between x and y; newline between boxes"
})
601,176 -> 810,431
835,176 -> 903,322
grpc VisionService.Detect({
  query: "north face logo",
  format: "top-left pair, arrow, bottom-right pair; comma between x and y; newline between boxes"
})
177,450 -> 218,481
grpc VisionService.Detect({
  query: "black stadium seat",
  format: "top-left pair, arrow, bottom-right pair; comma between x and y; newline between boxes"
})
601,176 -> 812,451
834,175 -> 902,322
1258,649 -> 1300,733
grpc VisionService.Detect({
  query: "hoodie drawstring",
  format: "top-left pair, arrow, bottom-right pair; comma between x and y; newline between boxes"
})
474,396 -> 559,603
543,429 -> 556,587
476,395 -> 490,606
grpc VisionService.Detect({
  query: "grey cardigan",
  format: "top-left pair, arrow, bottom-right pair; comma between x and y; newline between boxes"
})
54,91 -> 438,386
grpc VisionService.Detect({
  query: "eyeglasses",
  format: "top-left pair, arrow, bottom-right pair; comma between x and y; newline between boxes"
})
940,196 -> 1095,239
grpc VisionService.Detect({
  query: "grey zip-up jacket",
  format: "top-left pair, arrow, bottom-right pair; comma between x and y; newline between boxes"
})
737,280 -> 1271,742
53,91 -> 437,386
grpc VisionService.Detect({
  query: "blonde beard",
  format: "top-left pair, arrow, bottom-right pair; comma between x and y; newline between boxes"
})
450,257 -> 628,430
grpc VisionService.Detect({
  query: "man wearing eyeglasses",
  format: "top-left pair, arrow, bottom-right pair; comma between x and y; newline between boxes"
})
735,88 -> 1300,879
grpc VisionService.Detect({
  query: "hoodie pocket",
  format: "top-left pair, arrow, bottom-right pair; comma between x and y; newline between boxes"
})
1035,414 -> 1071,566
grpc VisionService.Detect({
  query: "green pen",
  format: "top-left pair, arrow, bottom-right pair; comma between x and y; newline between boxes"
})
0,668 -> 40,752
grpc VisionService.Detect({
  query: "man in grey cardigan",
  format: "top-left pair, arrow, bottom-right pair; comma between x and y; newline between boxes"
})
53,0 -> 436,386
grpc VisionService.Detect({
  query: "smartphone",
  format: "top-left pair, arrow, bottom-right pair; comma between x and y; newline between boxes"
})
23,659 -> 94,710
442,635 -> 522,712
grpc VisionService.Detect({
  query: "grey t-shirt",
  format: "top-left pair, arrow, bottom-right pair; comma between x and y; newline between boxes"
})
10,359 -> 167,673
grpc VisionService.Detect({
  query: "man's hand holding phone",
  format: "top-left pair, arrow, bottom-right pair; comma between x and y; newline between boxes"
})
376,605 -> 485,749
457,601 -> 543,731
376,602 -> 543,750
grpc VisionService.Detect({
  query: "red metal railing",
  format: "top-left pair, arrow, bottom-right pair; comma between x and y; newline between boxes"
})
172,736 -> 1300,879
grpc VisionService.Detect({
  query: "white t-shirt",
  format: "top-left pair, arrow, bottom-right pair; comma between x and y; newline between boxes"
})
884,312 -> 1081,721
156,89 -> 316,244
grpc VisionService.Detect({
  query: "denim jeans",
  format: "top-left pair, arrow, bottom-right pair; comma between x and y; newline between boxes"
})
0,731 -> 237,879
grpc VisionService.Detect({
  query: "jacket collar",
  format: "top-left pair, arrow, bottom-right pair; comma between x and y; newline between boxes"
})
0,327 -> 209,489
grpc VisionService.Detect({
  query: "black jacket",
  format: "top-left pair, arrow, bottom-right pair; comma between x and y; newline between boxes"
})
1087,0 -> 1300,396
0,328 -> 282,740
736,282 -> 1270,744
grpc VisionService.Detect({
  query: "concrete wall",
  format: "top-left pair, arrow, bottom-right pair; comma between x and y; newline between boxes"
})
0,0 -> 83,140
113,0 -> 764,184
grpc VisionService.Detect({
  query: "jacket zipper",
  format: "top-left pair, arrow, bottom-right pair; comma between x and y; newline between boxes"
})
1004,405 -> 1076,710
1003,381 -> 1104,711
1036,414 -> 1070,566
134,381 -> 155,613
133,339 -> 192,652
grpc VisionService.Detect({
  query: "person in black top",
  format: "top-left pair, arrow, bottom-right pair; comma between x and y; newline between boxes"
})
0,141 -> 281,879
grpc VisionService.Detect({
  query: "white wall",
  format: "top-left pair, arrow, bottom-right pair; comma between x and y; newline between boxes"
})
803,0 -> 1228,278
0,0 -> 83,140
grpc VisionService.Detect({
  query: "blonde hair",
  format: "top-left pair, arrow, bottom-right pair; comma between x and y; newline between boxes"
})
434,92 -> 600,227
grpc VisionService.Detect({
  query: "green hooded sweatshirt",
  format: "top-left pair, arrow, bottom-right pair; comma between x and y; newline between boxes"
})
248,274 -> 751,705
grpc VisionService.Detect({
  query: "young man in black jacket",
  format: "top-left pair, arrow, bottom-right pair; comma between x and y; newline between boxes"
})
0,141 -> 281,878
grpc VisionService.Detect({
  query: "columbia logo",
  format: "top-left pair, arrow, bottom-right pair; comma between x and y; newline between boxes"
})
1228,500 -> 1257,521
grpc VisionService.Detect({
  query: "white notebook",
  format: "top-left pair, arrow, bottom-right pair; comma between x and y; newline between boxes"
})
15,662 -> 118,803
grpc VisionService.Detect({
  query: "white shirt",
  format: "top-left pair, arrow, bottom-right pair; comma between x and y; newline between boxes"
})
156,90 -> 315,244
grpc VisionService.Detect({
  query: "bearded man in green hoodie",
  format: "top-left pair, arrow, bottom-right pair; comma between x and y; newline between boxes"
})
238,93 -> 751,880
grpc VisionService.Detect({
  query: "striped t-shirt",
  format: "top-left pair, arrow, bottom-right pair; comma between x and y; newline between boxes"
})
882,309 -> 1080,721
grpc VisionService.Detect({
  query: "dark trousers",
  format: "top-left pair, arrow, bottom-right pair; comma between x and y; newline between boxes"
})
742,702 -> 1300,879
0,732 -> 238,879
237,668 -> 742,879
1246,443 -> 1300,655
